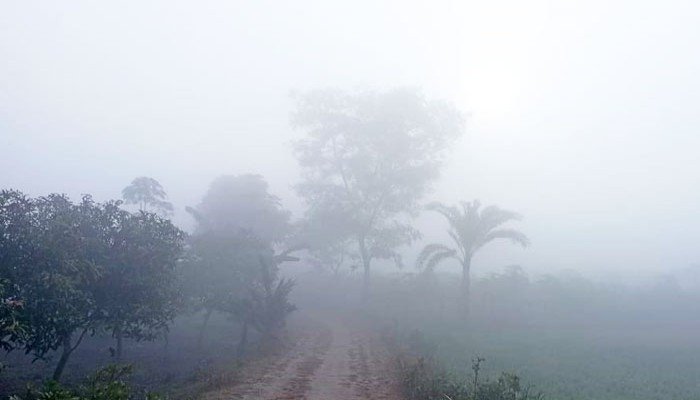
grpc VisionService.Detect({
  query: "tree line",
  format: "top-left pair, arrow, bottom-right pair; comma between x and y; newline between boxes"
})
0,87 -> 530,384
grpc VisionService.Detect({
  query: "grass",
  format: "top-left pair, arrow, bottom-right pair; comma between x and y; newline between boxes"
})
360,269 -> 700,400
414,325 -> 700,400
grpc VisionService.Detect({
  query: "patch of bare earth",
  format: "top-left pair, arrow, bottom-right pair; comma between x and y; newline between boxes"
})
201,317 -> 403,400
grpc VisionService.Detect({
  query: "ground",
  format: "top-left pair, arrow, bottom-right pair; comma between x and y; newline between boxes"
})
201,315 -> 403,400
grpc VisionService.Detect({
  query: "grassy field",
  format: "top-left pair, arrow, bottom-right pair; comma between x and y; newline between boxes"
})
409,324 -> 700,400
353,268 -> 700,400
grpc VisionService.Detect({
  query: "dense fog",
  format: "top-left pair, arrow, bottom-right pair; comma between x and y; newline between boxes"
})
1,1 -> 699,400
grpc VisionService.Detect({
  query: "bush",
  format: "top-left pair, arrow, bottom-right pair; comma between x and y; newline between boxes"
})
398,356 -> 543,400
10,365 -> 162,400
393,330 -> 543,400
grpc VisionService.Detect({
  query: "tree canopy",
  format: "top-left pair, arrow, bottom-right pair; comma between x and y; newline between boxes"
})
0,190 -> 185,380
121,177 -> 174,216
186,174 -> 291,243
183,174 -> 296,349
292,88 -> 465,294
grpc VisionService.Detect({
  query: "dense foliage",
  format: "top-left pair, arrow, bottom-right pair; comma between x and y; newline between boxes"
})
10,364 -> 161,400
0,190 -> 185,380
183,174 -> 296,352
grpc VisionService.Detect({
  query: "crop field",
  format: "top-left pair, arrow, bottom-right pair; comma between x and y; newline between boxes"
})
409,325 -> 700,400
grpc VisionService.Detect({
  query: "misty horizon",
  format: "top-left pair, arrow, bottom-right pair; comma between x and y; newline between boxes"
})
3,1 -> 699,283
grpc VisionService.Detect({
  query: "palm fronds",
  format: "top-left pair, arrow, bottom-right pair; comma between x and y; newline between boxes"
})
416,243 -> 458,272
425,199 -> 528,258
480,228 -> 530,249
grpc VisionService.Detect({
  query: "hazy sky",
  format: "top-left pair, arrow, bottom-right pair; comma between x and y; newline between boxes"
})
2,0 -> 699,281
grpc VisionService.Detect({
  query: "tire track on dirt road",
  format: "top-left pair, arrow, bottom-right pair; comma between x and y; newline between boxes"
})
201,316 -> 403,400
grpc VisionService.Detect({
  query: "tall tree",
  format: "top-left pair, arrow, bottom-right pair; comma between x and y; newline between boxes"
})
183,174 -> 292,347
292,88 -> 464,297
186,174 -> 290,243
416,200 -> 529,311
121,177 -> 174,216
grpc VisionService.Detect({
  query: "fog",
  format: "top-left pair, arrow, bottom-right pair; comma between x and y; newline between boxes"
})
2,2 -> 700,399
4,1 -> 699,284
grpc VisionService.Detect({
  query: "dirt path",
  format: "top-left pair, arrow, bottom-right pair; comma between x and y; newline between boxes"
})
201,317 -> 403,400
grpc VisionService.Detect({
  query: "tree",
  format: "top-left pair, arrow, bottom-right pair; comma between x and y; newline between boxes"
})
186,174 -> 290,243
183,174 -> 292,347
121,177 -> 174,216
0,190 -> 32,362
0,279 -> 25,372
183,230 -> 272,348
0,190 -> 185,380
91,203 -> 185,361
291,88 -> 465,297
416,200 -> 529,311
0,192 -> 103,381
295,211 -> 359,276
233,256 -> 296,356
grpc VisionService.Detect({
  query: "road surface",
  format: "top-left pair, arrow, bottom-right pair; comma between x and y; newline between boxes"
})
201,316 -> 403,400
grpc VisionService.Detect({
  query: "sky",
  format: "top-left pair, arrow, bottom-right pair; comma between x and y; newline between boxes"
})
2,0 -> 699,282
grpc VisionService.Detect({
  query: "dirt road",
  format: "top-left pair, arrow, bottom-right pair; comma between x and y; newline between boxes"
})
201,317 -> 403,400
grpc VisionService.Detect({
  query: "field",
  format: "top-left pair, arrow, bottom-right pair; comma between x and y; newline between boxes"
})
356,268 -> 700,400
414,325 -> 700,400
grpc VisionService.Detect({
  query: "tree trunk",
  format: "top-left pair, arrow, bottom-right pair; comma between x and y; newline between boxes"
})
163,329 -> 170,354
362,260 -> 370,300
461,257 -> 472,316
358,236 -> 371,302
52,334 -> 73,381
197,308 -> 213,349
115,326 -> 123,361
236,320 -> 249,358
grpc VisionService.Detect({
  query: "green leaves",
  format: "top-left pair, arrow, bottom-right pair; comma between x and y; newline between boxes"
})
0,190 -> 185,379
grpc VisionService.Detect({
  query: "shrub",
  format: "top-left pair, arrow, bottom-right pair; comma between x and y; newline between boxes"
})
394,330 -> 543,400
10,365 -> 162,400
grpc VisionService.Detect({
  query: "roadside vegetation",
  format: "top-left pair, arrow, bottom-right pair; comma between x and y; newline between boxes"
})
3,87 -> 700,400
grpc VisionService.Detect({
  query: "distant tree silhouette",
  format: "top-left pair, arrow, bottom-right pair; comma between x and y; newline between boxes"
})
292,88 -> 465,299
416,200 -> 529,312
121,177 -> 173,216
183,174 -> 293,349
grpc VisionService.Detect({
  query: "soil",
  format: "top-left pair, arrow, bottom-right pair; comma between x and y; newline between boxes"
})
201,315 -> 404,400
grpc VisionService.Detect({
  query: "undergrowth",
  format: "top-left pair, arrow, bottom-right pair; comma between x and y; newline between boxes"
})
390,329 -> 544,400
8,365 -> 163,400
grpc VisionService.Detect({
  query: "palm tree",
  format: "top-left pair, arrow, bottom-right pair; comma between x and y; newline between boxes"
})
416,200 -> 529,310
